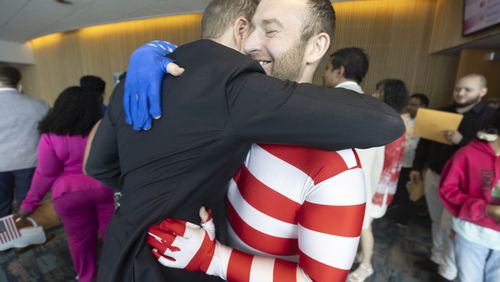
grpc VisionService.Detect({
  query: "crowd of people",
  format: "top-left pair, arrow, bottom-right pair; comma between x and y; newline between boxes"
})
0,0 -> 498,282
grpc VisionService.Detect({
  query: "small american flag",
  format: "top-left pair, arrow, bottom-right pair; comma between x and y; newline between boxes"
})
0,215 -> 21,244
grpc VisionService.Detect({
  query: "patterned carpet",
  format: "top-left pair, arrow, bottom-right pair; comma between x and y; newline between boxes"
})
0,204 -> 435,282
366,210 -> 434,282
0,225 -> 76,282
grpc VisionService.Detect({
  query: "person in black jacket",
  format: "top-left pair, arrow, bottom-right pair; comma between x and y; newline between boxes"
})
85,0 -> 404,281
409,73 -> 495,281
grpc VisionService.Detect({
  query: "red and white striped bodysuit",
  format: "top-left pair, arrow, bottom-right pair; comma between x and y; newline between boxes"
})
223,144 -> 367,281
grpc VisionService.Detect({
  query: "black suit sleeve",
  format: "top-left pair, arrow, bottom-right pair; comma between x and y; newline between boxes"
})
85,109 -> 121,191
226,72 -> 405,150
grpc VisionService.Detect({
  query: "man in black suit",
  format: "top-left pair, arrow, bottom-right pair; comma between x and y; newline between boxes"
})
85,0 -> 404,281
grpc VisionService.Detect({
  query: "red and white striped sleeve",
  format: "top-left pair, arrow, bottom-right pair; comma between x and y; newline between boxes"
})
297,161 -> 366,281
214,159 -> 366,282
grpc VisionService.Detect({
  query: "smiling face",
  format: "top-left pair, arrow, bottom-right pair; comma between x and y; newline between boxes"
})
244,0 -> 310,82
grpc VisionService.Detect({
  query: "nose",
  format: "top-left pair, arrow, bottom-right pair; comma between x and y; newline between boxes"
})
243,28 -> 262,55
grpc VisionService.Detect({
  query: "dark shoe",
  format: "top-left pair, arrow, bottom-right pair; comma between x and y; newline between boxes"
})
413,258 -> 438,272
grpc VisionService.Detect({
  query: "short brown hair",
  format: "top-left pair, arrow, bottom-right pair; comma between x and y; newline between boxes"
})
201,0 -> 259,39
0,66 -> 21,87
301,0 -> 336,42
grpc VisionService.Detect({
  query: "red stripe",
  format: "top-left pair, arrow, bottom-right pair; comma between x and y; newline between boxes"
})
185,232 -> 215,273
5,219 -> 13,241
372,193 -> 384,206
226,199 -> 298,256
7,218 -> 20,239
12,218 -> 21,238
233,167 -> 300,224
386,195 -> 395,206
259,144 -> 349,184
299,250 -> 349,282
273,259 -> 297,282
227,249 -> 253,282
299,201 -> 366,237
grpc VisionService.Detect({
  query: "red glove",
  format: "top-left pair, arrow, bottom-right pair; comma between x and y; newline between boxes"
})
147,209 -> 231,278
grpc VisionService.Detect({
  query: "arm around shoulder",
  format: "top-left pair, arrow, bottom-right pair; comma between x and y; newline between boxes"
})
227,72 -> 404,150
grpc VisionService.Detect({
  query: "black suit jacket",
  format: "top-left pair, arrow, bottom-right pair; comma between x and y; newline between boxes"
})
86,39 -> 404,282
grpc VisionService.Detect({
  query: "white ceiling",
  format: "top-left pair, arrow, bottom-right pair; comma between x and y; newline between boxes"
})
0,0 -> 362,43
0,0 -> 210,43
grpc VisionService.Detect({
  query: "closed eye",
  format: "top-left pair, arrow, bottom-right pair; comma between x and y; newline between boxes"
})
265,30 -> 278,36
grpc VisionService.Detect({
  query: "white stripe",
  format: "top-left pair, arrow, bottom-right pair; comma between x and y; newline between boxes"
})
297,267 -> 313,282
164,226 -> 203,268
5,220 -> 14,241
337,149 -> 357,169
9,218 -> 20,237
227,223 -> 299,263
306,168 -> 366,206
245,144 -> 311,204
5,217 -> 15,241
228,180 -> 298,239
228,179 -> 298,239
298,224 -> 359,270
249,256 -> 275,282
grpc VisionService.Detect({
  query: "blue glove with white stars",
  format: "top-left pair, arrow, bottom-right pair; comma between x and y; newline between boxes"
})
124,40 -> 183,130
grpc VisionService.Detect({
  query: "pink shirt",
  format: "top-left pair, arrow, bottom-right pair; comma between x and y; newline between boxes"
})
21,133 -> 108,213
439,140 -> 500,232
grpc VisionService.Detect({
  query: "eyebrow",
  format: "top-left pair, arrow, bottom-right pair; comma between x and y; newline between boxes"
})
262,19 -> 283,28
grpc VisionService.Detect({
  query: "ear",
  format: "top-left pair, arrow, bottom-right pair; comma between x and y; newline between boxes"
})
304,32 -> 330,65
479,87 -> 488,98
233,16 -> 251,52
336,65 -> 345,78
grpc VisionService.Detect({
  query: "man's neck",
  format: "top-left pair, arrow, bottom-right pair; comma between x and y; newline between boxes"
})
298,73 -> 313,83
456,100 -> 481,114
336,79 -> 357,86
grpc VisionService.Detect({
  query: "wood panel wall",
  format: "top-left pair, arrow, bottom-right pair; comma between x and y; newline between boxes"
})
21,14 -> 202,104
429,0 -> 500,53
21,0 -> 460,108
455,49 -> 500,99
317,0 -> 459,107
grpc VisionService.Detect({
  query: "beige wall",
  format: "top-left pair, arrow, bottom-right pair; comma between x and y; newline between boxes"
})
21,14 -> 202,104
21,0 -> 462,108
455,49 -> 500,100
318,0 -> 459,107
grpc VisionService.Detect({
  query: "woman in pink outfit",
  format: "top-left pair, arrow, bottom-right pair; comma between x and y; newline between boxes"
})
19,85 -> 114,282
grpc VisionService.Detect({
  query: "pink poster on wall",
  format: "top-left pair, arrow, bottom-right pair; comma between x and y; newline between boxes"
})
463,0 -> 500,35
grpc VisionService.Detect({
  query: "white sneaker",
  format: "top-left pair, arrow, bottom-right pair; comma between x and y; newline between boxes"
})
348,263 -> 374,282
0,217 -> 46,251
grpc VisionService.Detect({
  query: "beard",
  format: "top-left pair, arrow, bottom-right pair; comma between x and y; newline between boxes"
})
455,95 -> 482,108
270,40 -> 306,82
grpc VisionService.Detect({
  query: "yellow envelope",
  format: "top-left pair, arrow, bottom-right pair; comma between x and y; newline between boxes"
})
414,108 -> 463,145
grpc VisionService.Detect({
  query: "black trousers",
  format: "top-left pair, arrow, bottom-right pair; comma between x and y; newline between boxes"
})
393,167 -> 414,222
0,168 -> 35,217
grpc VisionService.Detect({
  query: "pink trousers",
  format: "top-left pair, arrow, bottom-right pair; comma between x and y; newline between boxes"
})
53,188 -> 114,282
